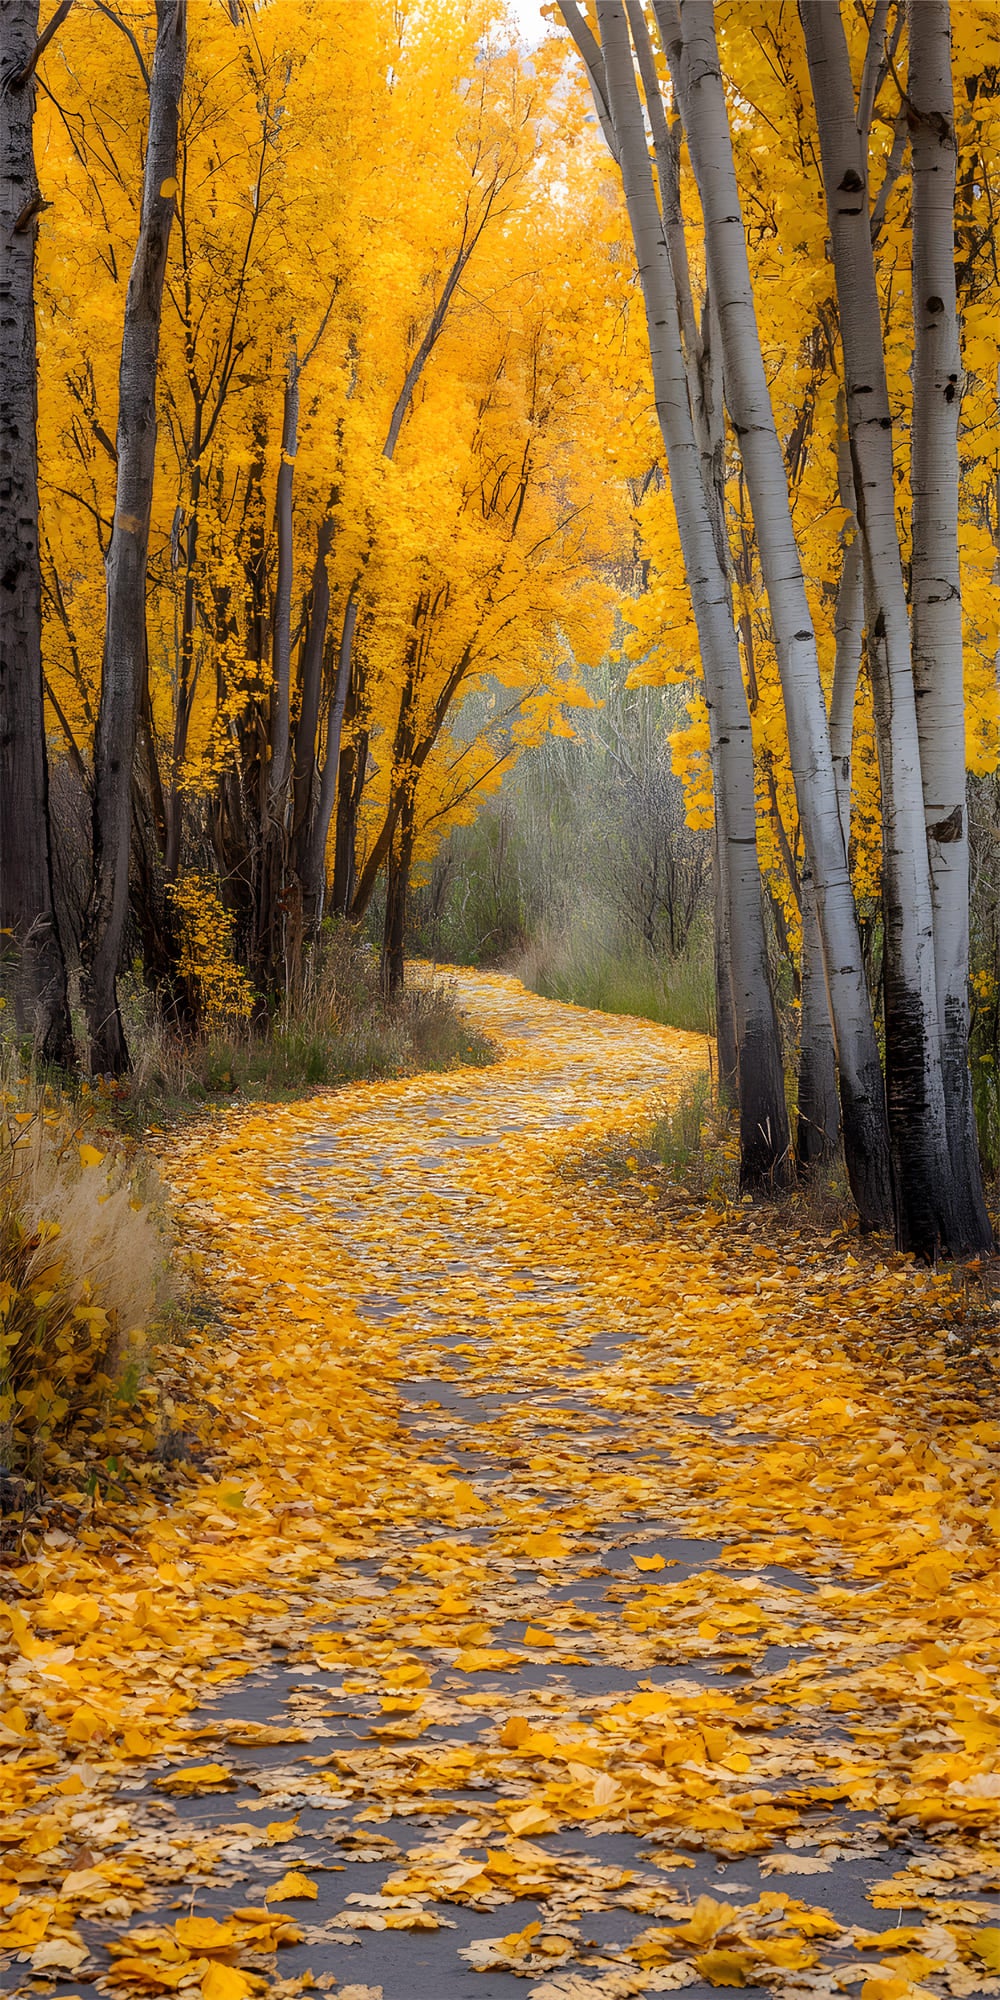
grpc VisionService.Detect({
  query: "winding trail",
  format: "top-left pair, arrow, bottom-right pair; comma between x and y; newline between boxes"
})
3,972 -> 1000,2000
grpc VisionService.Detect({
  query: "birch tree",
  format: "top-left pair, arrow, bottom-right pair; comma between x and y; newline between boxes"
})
651,0 -> 892,1231
907,0 -> 992,1250
80,0 -> 187,1073
800,0 -> 991,1258
0,0 -> 74,1065
561,0 -> 791,1193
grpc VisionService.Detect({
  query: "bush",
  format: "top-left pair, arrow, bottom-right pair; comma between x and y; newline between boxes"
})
0,1083 -> 172,1478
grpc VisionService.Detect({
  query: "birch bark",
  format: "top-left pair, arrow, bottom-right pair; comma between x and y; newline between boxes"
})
663,0 -> 891,1229
800,0 -> 958,1258
567,0 -> 790,1191
81,0 -> 186,1073
0,0 -> 74,1063
908,0 -> 992,1250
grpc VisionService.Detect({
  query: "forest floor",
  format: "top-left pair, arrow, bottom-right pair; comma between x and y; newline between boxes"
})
3,970 -> 1000,2000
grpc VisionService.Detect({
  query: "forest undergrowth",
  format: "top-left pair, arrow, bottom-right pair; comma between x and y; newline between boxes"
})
2,972 -> 1000,2000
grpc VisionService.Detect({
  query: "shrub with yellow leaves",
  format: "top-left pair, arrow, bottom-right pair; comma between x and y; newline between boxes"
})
0,1088 -> 173,1478
167,875 -> 255,1027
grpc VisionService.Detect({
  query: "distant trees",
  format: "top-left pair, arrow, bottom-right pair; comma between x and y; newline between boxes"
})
560,0 -> 997,1256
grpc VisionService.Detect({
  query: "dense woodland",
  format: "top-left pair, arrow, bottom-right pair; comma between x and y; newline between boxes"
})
2,0 -> 1000,1260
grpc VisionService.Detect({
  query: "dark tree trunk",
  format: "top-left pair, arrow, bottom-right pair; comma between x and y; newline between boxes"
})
381,791 -> 414,998
80,0 -> 187,1073
796,875 -> 840,1170
710,814 -> 738,1107
332,724 -> 367,917
300,593 -> 358,925
291,514 -> 334,853
0,0 -> 74,1064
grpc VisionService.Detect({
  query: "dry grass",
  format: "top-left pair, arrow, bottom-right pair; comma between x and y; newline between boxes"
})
0,1071 -> 174,1481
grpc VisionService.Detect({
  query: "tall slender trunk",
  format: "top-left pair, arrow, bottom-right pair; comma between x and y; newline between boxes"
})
797,873 -> 840,1166
381,790 -> 414,998
164,442 -> 201,878
710,814 -> 738,1104
332,724 -> 367,917
268,348 -> 298,812
664,0 -> 891,1229
574,0 -> 790,1191
908,0 -> 992,1251
80,0 -> 186,1074
291,514 -> 334,852
0,0 -> 74,1064
829,436 -> 865,852
801,0 -> 960,1259
301,593 -> 357,923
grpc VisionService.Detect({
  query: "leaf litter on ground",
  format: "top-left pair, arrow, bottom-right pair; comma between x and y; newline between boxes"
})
2,971 -> 1000,2000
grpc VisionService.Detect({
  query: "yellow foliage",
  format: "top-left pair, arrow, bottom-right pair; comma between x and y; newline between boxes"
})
168,877 -> 254,1026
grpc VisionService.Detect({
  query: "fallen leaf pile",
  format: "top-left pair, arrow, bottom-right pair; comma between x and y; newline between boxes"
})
2,970 -> 999,1999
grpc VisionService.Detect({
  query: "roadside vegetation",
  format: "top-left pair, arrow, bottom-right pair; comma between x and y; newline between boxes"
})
0,926 -> 493,1497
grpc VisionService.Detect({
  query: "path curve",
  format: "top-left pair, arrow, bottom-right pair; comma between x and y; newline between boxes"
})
3,971 -> 999,2000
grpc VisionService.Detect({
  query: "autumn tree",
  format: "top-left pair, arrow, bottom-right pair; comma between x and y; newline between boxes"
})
79,0 -> 187,1072
28,0 -> 627,1045
0,0 -> 74,1064
559,0 -> 792,1195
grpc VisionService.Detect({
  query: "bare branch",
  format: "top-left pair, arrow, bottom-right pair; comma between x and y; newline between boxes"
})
10,0 -> 74,88
92,1 -> 151,91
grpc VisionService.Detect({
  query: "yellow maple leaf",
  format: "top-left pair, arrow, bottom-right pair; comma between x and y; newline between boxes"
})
264,1872 -> 318,1903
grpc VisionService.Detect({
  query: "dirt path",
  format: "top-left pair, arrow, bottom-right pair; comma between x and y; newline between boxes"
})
2,971 -> 1000,2000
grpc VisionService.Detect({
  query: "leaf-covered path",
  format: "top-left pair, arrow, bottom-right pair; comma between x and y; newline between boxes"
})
3,972 -> 1000,2000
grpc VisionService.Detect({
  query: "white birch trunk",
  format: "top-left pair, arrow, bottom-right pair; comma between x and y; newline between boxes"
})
800,0 -> 957,1260
908,0 -> 992,1251
575,0 -> 790,1190
663,0 -> 891,1228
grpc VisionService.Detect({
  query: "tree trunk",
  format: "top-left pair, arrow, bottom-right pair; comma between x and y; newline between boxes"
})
907,0 -> 993,1252
164,445 -> 201,879
666,0 -> 891,1230
0,0 -> 74,1064
829,439 -> 864,852
797,873 -> 840,1167
291,514 -> 334,852
580,0 -> 791,1192
332,724 -> 367,917
381,790 -> 414,998
268,348 -> 298,813
301,592 -> 357,923
80,0 -> 186,1074
801,0 -> 959,1260
710,812 -> 738,1105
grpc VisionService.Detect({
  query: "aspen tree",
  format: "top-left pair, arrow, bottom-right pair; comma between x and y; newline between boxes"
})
800,0 -> 989,1257
907,0 -> 993,1251
652,0 -> 892,1231
562,0 -> 791,1191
